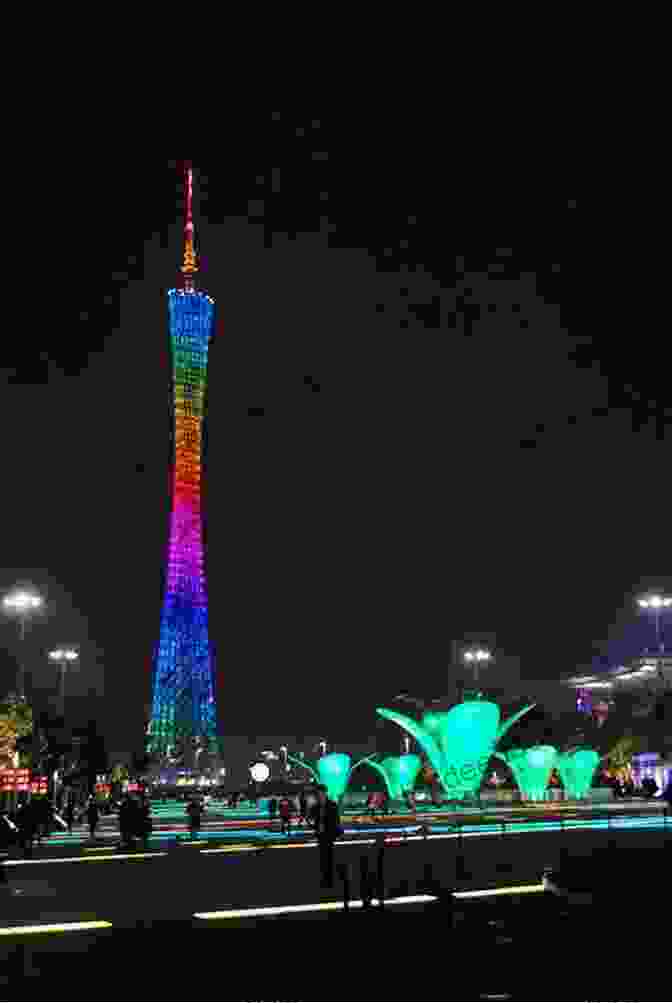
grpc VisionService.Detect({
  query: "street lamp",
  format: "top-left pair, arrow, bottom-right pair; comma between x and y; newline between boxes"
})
637,594 -> 672,654
463,648 -> 492,690
47,647 -> 78,807
48,647 -> 79,719
2,588 -> 44,699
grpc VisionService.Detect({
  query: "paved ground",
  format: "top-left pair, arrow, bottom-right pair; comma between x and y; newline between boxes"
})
0,802 -> 669,998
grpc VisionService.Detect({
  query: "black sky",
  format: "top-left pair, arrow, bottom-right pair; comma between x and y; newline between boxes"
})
0,119 -> 669,761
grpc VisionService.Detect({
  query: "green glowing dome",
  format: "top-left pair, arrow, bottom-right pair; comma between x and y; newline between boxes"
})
379,755 -> 422,799
377,699 -> 535,800
557,749 -> 599,799
315,753 -> 352,802
497,745 -> 558,801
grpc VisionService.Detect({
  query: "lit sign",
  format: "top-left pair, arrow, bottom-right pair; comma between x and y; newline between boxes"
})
0,769 -> 41,793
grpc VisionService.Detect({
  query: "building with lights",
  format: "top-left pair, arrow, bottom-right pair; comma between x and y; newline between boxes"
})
566,657 -> 672,717
147,164 -> 218,765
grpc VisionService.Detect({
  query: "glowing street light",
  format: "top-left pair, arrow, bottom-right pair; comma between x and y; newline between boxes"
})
637,593 -> 672,653
2,588 -> 44,699
48,647 -> 79,718
463,647 -> 492,688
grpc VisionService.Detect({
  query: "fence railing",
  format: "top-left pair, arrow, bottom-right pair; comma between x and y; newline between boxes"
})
334,801 -> 670,911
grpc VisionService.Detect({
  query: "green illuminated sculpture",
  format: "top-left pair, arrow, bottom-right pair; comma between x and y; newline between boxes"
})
361,754 -> 422,800
557,749 -> 599,799
494,745 -> 558,801
376,697 -> 535,799
286,751 -> 372,803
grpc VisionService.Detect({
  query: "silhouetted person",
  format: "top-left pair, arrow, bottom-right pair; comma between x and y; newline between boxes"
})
641,777 -> 658,799
279,797 -> 291,836
186,798 -> 202,839
119,797 -> 134,848
33,798 -> 51,844
16,801 -> 37,858
662,778 -> 672,808
87,799 -> 100,840
138,799 -> 152,849
65,800 -> 76,834
268,797 -> 278,826
310,785 -> 341,888
299,792 -> 308,824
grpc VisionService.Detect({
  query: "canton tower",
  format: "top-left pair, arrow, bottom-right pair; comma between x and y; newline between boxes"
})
148,163 -> 218,761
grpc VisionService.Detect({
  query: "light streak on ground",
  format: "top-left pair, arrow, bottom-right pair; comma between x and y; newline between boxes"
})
3,853 -> 168,866
0,921 -> 112,936
194,894 -> 438,920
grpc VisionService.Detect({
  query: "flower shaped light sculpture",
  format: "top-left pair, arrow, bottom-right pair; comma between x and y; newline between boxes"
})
376,698 -> 536,799
494,745 -> 559,801
557,749 -> 600,799
286,751 -> 373,803
361,754 -> 423,800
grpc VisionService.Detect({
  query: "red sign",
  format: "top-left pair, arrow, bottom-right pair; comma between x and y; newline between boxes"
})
1,770 -> 48,793
95,784 -> 111,794
1,769 -> 31,792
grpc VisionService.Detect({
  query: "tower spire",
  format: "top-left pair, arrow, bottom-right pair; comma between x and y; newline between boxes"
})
181,161 -> 198,292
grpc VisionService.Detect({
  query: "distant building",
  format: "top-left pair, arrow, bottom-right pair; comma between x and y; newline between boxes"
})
564,654 -> 672,716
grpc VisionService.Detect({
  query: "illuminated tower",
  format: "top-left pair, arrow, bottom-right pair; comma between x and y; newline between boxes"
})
148,163 -> 218,761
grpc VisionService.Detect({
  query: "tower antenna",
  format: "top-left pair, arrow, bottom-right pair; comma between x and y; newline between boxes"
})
181,160 -> 198,292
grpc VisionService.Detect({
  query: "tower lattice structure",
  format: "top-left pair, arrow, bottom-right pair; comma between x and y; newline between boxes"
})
148,163 -> 218,761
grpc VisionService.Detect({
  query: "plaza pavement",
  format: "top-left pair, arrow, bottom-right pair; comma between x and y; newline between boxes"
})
1,813 -> 668,998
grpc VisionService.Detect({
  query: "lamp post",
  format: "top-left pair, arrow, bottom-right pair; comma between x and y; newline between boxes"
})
2,588 -> 44,700
463,647 -> 492,693
47,647 -> 78,807
637,594 -> 672,654
48,647 -> 79,719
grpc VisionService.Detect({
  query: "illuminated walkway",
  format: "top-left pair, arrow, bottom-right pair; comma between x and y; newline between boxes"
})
3,798 -> 669,859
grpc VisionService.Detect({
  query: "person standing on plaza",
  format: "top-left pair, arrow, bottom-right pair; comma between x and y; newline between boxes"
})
279,796 -> 292,836
310,785 -> 341,888
33,797 -> 50,845
186,798 -> 202,839
268,796 -> 278,828
641,777 -> 658,799
87,797 -> 100,841
16,800 -> 37,858
138,798 -> 152,849
119,797 -> 134,848
65,799 -> 76,834
299,791 -> 308,825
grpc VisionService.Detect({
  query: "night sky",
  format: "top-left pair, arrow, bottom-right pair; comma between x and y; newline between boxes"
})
0,120 -> 669,763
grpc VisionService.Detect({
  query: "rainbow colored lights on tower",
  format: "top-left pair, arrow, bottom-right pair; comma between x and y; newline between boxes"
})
148,164 -> 218,759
